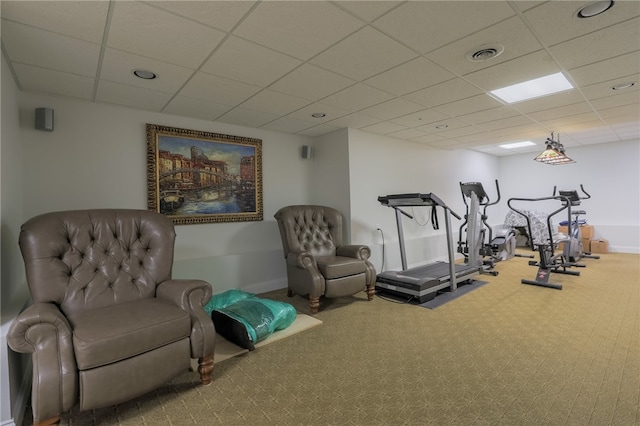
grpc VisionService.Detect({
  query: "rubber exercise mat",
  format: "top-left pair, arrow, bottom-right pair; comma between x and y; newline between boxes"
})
419,280 -> 489,309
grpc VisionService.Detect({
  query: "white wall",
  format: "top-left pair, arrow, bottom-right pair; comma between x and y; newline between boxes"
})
16,92 -> 315,294
1,54 -> 30,426
498,140 -> 640,253
347,128 -> 500,271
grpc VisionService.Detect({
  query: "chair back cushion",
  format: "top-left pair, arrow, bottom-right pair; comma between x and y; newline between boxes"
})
274,205 -> 343,257
19,209 -> 176,316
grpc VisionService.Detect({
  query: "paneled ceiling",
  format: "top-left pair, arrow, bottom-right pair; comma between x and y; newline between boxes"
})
2,1 -> 639,156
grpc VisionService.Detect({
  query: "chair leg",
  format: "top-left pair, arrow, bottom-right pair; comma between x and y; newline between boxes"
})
198,355 -> 214,386
366,284 -> 375,301
34,417 -> 60,426
309,296 -> 320,315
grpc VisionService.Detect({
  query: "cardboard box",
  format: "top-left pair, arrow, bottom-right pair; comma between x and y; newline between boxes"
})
558,224 -> 594,239
582,238 -> 591,252
590,239 -> 609,254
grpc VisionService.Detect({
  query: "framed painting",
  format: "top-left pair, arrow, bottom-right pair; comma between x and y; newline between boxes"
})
146,123 -> 263,224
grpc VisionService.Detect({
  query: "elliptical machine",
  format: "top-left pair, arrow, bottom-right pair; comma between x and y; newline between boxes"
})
553,185 -> 600,263
458,180 -> 527,276
508,194 -> 582,290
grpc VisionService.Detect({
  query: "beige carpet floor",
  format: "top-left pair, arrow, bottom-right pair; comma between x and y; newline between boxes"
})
58,252 -> 639,425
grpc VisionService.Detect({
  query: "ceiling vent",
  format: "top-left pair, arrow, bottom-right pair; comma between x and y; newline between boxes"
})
466,44 -> 505,62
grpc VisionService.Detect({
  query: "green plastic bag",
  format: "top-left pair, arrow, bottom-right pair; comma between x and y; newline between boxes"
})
204,290 -> 297,347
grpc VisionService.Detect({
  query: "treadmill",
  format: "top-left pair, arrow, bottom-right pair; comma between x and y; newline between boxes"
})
376,193 -> 481,302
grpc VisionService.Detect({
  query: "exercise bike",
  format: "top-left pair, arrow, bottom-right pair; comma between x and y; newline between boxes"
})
507,195 -> 583,290
553,185 -> 600,263
458,180 -> 530,276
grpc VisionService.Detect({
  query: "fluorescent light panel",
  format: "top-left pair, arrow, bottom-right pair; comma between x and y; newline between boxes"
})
499,141 -> 536,149
491,72 -> 573,103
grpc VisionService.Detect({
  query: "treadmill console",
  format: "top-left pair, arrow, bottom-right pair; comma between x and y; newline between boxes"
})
378,193 -> 445,207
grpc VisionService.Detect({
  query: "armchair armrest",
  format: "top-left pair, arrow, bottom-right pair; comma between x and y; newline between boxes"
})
336,244 -> 371,260
286,250 -> 318,269
157,279 -> 216,359
7,302 -> 78,422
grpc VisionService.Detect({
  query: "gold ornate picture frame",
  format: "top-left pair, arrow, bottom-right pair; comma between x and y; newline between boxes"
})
146,123 -> 263,225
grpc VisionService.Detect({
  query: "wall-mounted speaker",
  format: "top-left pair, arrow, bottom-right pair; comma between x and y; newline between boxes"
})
301,145 -> 312,159
35,108 -> 54,131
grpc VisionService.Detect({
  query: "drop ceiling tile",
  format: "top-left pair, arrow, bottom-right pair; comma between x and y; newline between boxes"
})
522,1 -> 640,47
96,80 -> 172,111
438,126 -> 484,139
100,48 -> 193,93
239,90 -> 312,116
179,72 -> 261,105
217,108 -> 280,128
2,21 -> 100,77
510,91 -> 586,114
163,96 -> 234,121
1,0 -> 109,43
361,121 -> 408,135
458,106 -> 520,125
390,109 -> 450,128
232,1 -> 364,60
477,115 -> 537,131
108,2 -> 226,69
463,50 -> 561,92
387,128 -> 429,140
581,75 -> 640,101
527,102 -> 594,122
311,26 -> 418,81
426,17 -> 542,76
12,63 -> 94,100
200,36 -> 302,87
287,103 -> 351,124
373,1 -> 514,54
299,123 -> 341,137
269,64 -> 355,101
320,83 -> 394,112
415,118 -> 468,134
404,78 -> 484,108
261,116 -> 318,133
410,133 -> 448,144
151,1 -> 257,32
334,1 -> 399,22
590,91 -> 640,110
359,97 -> 425,120
550,17 -> 640,70
324,113 -> 381,129
540,112 -> 602,130
599,104 -> 640,120
363,57 -> 454,96
432,94 -> 503,117
567,51 -> 640,87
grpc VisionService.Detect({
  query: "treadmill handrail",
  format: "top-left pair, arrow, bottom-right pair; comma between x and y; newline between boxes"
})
378,193 -> 461,219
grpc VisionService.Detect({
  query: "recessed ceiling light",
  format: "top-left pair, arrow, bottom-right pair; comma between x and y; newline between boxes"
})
577,0 -> 614,18
611,81 -> 636,90
499,141 -> 536,149
466,44 -> 505,62
490,72 -> 573,104
133,69 -> 157,80
311,112 -> 326,118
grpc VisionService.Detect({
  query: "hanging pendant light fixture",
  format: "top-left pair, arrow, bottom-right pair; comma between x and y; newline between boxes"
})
534,132 -> 575,165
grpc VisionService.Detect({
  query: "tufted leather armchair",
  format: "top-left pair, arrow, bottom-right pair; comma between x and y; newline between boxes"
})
274,205 -> 376,314
7,209 -> 216,426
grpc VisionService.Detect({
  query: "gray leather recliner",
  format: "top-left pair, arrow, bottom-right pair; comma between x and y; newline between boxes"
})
274,205 -> 376,314
7,209 -> 216,425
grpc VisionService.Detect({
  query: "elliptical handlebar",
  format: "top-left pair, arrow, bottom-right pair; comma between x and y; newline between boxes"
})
507,195 -> 572,251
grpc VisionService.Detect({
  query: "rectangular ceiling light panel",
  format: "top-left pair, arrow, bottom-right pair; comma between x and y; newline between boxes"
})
499,141 -> 536,149
491,72 -> 574,104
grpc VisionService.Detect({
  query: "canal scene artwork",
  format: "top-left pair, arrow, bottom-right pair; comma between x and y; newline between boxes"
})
146,124 -> 262,224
